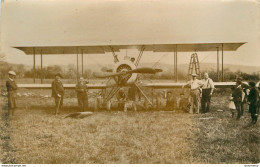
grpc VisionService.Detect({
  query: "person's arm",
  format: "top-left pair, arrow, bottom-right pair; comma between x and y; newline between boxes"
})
209,79 -> 214,95
6,81 -> 10,91
76,83 -> 84,92
52,81 -> 60,97
11,81 -> 18,90
182,81 -> 190,89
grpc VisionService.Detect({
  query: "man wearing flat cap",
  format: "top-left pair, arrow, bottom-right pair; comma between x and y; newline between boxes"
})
183,73 -> 203,114
6,71 -> 18,116
52,73 -> 65,114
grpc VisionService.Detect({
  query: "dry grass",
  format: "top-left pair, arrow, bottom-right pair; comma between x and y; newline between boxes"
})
9,98 -> 194,164
0,85 -> 259,164
192,93 -> 260,164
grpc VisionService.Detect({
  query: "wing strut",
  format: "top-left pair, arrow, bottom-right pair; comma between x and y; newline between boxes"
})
135,45 -> 145,67
109,46 -> 119,64
135,82 -> 152,105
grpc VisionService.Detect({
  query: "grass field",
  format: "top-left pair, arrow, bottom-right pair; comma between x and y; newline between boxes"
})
0,85 -> 259,164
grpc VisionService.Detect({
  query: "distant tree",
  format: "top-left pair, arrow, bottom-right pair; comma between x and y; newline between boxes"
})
201,68 -> 259,82
65,64 -> 77,79
83,69 -> 92,78
0,62 -> 11,79
15,64 -> 26,78
45,65 -> 63,78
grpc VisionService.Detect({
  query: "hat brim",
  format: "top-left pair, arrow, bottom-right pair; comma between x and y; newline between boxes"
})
55,74 -> 63,78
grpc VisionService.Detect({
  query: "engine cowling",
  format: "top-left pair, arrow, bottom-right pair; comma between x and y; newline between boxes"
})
113,60 -> 137,85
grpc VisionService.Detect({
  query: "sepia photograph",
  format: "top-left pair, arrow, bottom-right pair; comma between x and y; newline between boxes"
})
0,0 -> 259,165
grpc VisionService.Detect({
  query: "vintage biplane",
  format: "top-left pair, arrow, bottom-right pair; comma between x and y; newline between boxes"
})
14,42 -> 246,108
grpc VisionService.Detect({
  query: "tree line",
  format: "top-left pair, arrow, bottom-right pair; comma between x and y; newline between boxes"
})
0,61 -> 259,81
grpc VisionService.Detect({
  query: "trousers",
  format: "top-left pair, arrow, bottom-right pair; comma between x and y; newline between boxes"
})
249,103 -> 258,123
190,89 -> 200,114
77,93 -> 88,112
54,96 -> 63,109
234,101 -> 242,119
201,89 -> 211,113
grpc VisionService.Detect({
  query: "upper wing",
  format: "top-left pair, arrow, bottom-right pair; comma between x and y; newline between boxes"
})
14,42 -> 246,55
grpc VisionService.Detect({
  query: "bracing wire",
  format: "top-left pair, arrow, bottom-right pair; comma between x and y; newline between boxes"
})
199,54 -> 211,63
152,53 -> 169,68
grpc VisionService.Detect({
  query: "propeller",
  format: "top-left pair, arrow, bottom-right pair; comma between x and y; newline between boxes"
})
130,67 -> 163,74
93,72 -> 123,78
101,67 -> 113,72
94,67 -> 163,78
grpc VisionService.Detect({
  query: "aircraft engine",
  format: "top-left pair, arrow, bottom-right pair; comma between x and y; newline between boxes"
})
113,60 -> 137,85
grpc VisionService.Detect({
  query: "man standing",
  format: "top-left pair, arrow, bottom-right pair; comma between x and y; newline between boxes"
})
232,77 -> 243,120
247,81 -> 259,124
75,77 -> 88,112
52,73 -> 64,115
183,73 -> 203,114
201,73 -> 215,113
6,71 -> 18,116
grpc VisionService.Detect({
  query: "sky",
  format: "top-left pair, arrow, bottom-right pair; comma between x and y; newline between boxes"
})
0,0 -> 259,67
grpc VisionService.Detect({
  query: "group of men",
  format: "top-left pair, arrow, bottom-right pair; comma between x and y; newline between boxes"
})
51,74 -> 88,114
183,72 -> 215,114
5,70 -> 259,124
4,70 -> 215,115
231,78 -> 259,123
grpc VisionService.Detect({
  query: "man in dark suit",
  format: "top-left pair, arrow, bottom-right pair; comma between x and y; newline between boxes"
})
52,73 -> 64,114
6,71 -> 18,116
247,81 -> 259,124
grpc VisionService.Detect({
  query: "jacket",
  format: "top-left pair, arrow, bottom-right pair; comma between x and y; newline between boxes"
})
248,87 -> 259,105
51,80 -> 64,97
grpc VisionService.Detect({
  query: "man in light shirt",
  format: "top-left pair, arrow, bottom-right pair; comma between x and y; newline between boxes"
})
201,73 -> 215,113
183,73 -> 203,114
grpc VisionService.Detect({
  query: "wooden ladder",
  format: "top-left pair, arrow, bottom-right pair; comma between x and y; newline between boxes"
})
188,53 -> 201,79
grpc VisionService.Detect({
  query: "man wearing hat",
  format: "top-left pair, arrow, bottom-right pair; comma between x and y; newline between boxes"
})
183,73 -> 203,114
75,77 -> 88,112
232,77 -> 244,120
52,73 -> 65,114
247,81 -> 259,124
201,73 -> 215,113
6,71 -> 18,115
